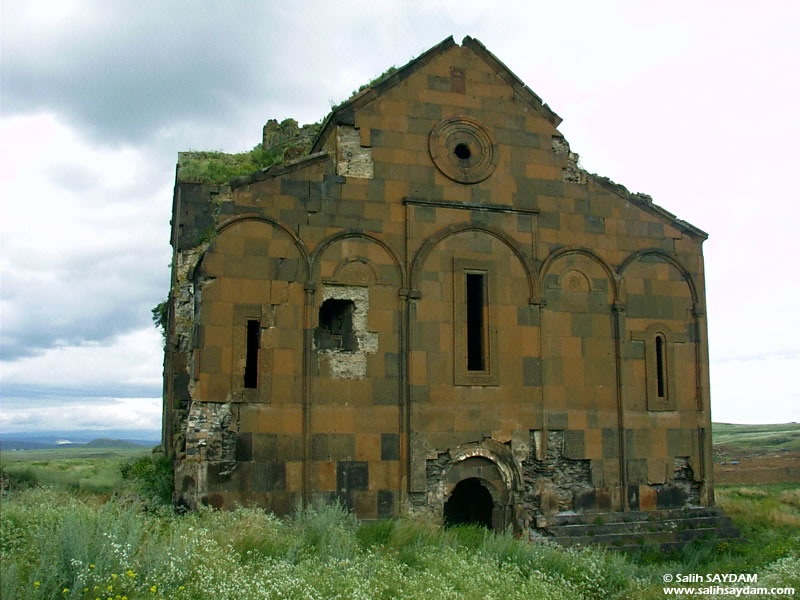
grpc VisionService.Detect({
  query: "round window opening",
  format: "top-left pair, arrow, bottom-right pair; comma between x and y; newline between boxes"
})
429,116 -> 498,184
454,143 -> 471,160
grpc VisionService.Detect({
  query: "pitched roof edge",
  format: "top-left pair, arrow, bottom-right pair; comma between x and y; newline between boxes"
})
229,151 -> 329,189
590,174 -> 709,240
461,36 -> 562,128
310,36 -> 458,154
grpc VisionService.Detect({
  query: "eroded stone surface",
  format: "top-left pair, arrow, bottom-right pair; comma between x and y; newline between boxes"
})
315,285 -> 378,379
336,126 -> 373,178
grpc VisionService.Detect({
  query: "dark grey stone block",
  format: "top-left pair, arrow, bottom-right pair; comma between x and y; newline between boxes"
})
337,461 -> 368,491
381,434 -> 400,461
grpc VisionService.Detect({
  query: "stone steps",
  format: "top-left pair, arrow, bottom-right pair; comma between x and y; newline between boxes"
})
532,507 -> 740,551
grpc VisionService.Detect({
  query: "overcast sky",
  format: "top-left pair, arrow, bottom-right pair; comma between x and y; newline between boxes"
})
1,0 -> 798,434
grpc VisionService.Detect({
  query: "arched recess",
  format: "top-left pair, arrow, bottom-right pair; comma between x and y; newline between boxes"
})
310,231 -> 404,416
617,248 -> 699,308
210,214 -> 312,281
619,251 -> 697,413
408,226 -> 537,413
311,230 -> 405,289
619,249 -> 704,494
194,216 -> 310,406
409,223 -> 536,300
540,247 -> 618,414
539,246 -> 619,304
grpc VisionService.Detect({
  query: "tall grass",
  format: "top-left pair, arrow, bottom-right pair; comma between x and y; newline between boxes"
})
1,485 -> 798,599
1,489 -> 642,600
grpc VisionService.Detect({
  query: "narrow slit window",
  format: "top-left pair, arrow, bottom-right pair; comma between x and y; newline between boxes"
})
655,334 -> 666,398
244,319 -> 260,389
466,273 -> 485,371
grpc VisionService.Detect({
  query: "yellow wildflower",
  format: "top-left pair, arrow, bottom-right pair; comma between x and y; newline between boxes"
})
89,564 -> 96,569
63,589 -> 70,594
33,581 -> 41,588
107,584 -> 114,591
112,573 -> 118,580
179,586 -> 186,590
125,570 -> 136,579
150,585 -> 157,593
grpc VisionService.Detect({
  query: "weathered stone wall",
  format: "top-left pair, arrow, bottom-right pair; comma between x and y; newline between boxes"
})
522,431 -> 593,521
163,37 -> 713,522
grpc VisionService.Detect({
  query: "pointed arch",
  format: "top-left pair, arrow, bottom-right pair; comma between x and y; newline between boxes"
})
409,223 -> 536,300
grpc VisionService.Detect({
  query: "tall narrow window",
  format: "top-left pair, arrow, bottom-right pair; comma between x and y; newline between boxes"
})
655,334 -> 666,398
454,259 -> 496,386
466,273 -> 485,371
244,319 -> 260,388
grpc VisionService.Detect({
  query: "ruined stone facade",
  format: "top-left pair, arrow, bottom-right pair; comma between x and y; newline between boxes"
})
162,36 -> 715,537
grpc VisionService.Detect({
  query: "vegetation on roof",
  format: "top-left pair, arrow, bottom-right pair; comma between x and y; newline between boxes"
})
177,145 -> 284,185
178,118 -> 323,185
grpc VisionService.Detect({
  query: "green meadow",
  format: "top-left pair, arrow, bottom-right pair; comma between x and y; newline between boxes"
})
0,433 -> 798,600
1,446 -> 149,494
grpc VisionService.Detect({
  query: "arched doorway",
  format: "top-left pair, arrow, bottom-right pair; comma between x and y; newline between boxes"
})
443,478 -> 494,528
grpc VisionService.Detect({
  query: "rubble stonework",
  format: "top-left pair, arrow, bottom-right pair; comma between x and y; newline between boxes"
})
161,36 -> 720,547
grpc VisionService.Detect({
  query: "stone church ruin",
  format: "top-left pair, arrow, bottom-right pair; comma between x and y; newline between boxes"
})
162,36 -> 738,548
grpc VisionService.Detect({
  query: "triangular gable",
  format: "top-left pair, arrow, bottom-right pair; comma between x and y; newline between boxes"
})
303,36 -> 707,240
310,36 -> 562,153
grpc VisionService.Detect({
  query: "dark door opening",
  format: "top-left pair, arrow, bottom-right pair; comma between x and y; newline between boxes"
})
443,478 -> 494,529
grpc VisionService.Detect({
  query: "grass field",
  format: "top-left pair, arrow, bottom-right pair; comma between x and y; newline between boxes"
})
0,446 -> 149,494
712,423 -> 800,458
0,430 -> 798,599
712,423 -> 800,485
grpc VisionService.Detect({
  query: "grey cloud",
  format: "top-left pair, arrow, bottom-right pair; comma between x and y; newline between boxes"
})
0,245 -> 169,360
0,1 -> 457,146
1,2 -> 285,144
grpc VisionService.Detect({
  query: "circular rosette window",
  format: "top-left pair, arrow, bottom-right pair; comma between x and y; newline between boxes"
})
428,116 -> 498,184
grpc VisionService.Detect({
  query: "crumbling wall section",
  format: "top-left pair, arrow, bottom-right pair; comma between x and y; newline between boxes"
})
336,126 -> 373,178
651,456 -> 702,508
315,285 -> 378,379
522,431 -> 594,519
185,402 -> 238,469
407,451 -> 452,522
552,135 -> 587,184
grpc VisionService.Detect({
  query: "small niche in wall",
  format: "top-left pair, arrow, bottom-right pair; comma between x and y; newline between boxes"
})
315,299 -> 358,352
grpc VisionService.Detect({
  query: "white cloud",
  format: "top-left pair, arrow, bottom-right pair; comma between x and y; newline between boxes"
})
1,327 -> 163,398
0,397 -> 161,433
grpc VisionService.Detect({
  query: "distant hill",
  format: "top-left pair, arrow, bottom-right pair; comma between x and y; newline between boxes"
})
0,440 -> 59,451
84,438 -> 147,449
712,422 -> 800,457
0,430 -> 159,451
0,438 -> 153,451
